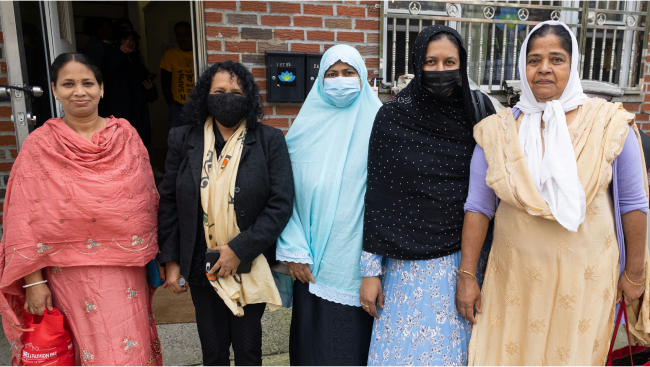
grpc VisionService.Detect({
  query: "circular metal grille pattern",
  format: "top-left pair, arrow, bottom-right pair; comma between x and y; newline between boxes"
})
483,6 -> 495,19
517,8 -> 529,21
408,1 -> 421,15
550,10 -> 561,21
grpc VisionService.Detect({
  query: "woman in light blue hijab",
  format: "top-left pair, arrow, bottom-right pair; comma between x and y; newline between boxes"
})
276,45 -> 382,365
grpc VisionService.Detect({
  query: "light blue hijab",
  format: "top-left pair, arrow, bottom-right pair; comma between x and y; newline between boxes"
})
276,45 -> 382,306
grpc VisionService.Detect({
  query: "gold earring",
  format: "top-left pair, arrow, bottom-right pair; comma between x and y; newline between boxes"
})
101,94 -> 104,98
55,96 -> 58,100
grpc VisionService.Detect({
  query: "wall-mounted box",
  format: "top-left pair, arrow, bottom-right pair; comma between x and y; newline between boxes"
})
266,52 -> 323,102
305,53 -> 323,94
266,52 -> 305,103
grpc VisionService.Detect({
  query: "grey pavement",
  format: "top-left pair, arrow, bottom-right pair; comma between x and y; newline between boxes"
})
0,306 -> 291,366
0,307 -> 633,365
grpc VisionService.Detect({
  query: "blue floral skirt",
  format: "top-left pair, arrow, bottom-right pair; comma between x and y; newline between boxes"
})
367,251 -> 487,366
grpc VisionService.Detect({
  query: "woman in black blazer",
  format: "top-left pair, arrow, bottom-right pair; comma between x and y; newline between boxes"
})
157,61 -> 294,366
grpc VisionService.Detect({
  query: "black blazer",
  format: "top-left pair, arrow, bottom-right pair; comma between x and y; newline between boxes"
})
157,122 -> 294,279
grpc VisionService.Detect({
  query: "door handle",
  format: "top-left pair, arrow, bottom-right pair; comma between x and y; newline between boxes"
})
0,85 -> 43,98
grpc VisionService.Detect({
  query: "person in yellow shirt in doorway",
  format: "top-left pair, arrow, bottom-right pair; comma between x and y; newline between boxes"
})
160,21 -> 194,129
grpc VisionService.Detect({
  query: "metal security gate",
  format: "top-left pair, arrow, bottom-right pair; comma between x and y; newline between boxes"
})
380,1 -> 650,94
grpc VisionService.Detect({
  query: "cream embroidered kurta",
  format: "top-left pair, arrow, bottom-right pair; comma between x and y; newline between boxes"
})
468,98 -> 650,365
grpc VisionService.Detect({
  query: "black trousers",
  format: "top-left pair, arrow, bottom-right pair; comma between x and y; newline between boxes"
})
290,281 -> 374,366
190,284 -> 266,366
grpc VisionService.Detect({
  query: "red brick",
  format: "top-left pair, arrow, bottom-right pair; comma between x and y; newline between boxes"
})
282,129 -> 288,136
359,1 -> 380,4
337,5 -> 365,17
367,7 -> 380,17
264,118 -> 289,128
206,26 -> 238,38
276,106 -> 302,115
0,135 -> 15,146
0,78 -> 6,85
225,41 -> 257,53
0,122 -> 13,132
304,4 -> 333,15
261,93 -> 267,103
207,40 -> 222,51
256,80 -> 267,90
337,31 -> 364,42
208,54 -> 240,63
8,149 -> 16,158
365,58 -> 379,68
366,33 -> 380,44
241,1 -> 267,12
271,2 -> 301,14
0,107 -> 11,118
624,103 -> 641,112
324,44 -> 336,52
355,45 -> 378,55
645,93 -> 650,102
0,162 -> 12,172
325,18 -> 352,29
291,43 -> 320,52
205,1 -> 236,10
308,31 -> 334,41
261,16 -> 291,26
294,16 -> 323,28
252,68 -> 266,78
636,113 -> 650,121
275,29 -> 304,40
0,63 -> 6,74
356,20 -> 379,30
0,32 -> 3,43
641,103 -> 650,111
205,12 -> 223,23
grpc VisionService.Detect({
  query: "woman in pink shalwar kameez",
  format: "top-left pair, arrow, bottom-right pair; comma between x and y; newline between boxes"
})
0,53 -> 163,366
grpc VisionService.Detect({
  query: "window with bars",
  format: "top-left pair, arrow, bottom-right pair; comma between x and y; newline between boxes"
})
381,1 -> 649,92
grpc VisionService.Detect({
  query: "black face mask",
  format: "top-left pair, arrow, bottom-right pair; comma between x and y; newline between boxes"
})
207,93 -> 248,128
420,69 -> 461,99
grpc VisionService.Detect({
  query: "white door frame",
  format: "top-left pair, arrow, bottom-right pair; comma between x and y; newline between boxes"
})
0,1 -> 31,151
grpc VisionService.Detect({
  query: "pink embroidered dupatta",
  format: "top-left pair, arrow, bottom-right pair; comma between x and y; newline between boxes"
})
0,117 -> 159,360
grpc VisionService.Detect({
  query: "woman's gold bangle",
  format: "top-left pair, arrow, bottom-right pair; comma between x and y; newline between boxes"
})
459,270 -> 477,281
624,270 -> 645,286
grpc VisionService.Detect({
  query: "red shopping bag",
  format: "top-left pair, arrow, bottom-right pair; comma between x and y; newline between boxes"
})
607,300 -> 650,366
20,308 -> 74,366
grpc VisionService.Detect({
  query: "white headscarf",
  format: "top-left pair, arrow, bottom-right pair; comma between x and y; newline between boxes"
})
514,21 -> 587,232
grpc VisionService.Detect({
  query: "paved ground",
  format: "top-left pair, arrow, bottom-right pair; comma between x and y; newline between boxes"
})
0,306 -> 291,366
0,307 -> 633,365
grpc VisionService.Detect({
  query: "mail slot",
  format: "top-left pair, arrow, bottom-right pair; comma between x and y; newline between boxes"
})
266,52 -> 306,103
305,53 -> 323,94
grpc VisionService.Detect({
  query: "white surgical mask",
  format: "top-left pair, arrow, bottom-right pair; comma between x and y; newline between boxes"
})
323,77 -> 361,107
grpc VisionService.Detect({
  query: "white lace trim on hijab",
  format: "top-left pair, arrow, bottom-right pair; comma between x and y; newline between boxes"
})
514,21 -> 588,232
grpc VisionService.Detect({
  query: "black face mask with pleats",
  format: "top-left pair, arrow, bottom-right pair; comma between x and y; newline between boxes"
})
207,93 -> 248,128
420,69 -> 461,99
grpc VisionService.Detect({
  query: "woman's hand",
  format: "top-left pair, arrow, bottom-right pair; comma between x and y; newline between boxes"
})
287,262 -> 315,284
617,269 -> 646,305
208,245 -> 241,277
359,276 -> 383,318
24,283 -> 53,316
162,261 -> 187,294
456,271 -> 481,324
142,80 -> 154,90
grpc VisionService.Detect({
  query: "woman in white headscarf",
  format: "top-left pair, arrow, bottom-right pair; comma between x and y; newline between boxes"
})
456,21 -> 650,365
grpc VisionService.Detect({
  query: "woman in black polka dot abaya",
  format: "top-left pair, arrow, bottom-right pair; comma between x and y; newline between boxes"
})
359,26 -> 496,366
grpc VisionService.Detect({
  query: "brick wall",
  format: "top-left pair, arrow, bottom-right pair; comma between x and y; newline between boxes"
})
0,21 -> 16,229
609,33 -> 650,137
203,0 -> 380,133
